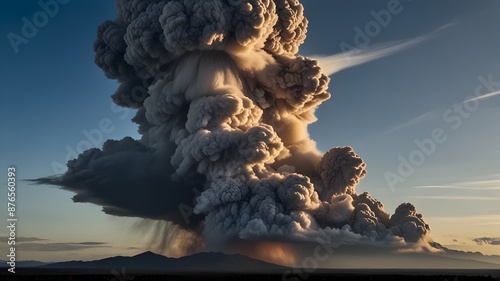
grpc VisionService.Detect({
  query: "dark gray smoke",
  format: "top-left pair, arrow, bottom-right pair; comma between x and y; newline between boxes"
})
35,0 -> 432,260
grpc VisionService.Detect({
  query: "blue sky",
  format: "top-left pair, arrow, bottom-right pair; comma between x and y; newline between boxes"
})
1,0 -> 499,261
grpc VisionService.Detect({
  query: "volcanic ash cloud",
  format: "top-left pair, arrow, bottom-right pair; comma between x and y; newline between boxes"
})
36,0 -> 432,258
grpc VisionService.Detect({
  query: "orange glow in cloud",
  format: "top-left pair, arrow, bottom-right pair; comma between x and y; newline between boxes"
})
235,240 -> 299,267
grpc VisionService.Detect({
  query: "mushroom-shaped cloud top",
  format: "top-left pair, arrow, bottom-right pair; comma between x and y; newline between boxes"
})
316,146 -> 367,201
390,202 -> 431,243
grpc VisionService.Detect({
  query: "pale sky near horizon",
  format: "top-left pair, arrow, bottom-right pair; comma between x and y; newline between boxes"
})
1,0 -> 499,262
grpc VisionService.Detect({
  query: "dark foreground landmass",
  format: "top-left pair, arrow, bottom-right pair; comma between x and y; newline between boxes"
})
1,269 -> 499,281
1,251 -> 499,280
0,274 -> 498,281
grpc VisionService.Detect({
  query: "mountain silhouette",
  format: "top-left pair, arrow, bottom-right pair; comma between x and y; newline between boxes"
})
41,251 -> 286,273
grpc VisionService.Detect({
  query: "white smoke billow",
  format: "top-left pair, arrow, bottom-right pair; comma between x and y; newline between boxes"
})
36,0 -> 433,261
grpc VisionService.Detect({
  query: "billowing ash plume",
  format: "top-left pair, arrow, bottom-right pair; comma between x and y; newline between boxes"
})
36,0 -> 432,259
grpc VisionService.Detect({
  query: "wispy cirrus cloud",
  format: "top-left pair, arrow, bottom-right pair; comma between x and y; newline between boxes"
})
379,111 -> 437,136
0,236 -> 47,243
413,185 -> 500,191
412,178 -> 500,190
411,196 -> 500,201
76,242 -> 108,246
473,237 -> 500,246
0,236 -> 109,251
463,90 -> 500,103
19,242 -> 110,252
314,22 -> 457,76
427,214 -> 500,226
